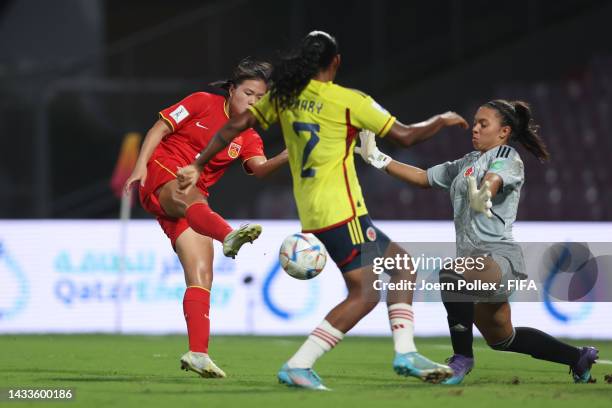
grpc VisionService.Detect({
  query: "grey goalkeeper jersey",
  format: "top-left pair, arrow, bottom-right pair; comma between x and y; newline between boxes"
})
426,145 -> 526,277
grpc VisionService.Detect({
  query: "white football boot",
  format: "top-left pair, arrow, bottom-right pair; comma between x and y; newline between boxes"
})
180,351 -> 226,378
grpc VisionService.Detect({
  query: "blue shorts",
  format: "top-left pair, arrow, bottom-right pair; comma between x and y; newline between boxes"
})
313,215 -> 391,273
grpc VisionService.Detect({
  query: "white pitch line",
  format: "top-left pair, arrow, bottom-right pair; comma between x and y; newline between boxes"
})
596,359 -> 612,365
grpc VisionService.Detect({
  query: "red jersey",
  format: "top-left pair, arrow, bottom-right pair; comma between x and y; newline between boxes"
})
155,91 -> 264,188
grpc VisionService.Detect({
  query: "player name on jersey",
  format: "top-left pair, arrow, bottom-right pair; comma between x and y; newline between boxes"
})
289,98 -> 324,114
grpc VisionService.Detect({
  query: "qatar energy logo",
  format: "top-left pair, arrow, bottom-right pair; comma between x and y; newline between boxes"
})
0,241 -> 29,320
51,249 -> 235,307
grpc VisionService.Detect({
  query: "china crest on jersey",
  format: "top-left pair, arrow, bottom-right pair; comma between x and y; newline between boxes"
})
228,142 -> 242,159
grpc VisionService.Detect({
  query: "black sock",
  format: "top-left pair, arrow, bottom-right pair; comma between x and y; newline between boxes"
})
496,327 -> 580,366
442,300 -> 474,358
440,268 -> 475,358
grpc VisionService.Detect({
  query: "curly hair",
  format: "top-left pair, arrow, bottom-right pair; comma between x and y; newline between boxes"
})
270,31 -> 338,110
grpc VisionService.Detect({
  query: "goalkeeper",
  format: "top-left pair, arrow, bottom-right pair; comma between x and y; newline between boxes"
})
356,99 -> 598,385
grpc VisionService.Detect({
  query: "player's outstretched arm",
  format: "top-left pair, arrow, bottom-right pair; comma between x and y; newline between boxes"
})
355,130 -> 430,188
123,119 -> 172,194
177,110 -> 258,190
386,111 -> 469,147
385,161 -> 430,188
244,149 -> 289,178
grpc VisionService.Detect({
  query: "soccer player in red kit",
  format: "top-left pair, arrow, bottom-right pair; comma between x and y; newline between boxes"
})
124,58 -> 287,378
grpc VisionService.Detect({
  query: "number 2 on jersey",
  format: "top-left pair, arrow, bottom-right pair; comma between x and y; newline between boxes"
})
292,122 -> 320,178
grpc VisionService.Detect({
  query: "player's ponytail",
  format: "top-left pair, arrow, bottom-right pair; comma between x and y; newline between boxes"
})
484,99 -> 550,162
209,57 -> 272,91
510,101 -> 550,162
271,30 -> 339,110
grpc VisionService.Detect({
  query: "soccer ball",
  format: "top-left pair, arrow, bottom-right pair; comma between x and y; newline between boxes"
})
279,233 -> 327,280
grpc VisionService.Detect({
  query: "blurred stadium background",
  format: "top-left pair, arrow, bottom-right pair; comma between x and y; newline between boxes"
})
1,0 -> 612,339
1,0 -> 611,220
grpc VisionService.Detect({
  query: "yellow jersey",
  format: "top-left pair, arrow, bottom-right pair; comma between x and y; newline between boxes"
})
248,79 -> 396,232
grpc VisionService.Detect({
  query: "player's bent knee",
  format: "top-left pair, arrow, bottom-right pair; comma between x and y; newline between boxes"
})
488,328 -> 516,351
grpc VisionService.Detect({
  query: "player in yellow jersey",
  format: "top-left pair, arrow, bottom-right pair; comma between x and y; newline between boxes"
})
177,31 -> 469,390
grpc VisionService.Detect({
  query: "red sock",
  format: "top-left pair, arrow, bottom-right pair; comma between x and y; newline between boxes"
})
185,202 -> 233,242
182,286 -> 211,353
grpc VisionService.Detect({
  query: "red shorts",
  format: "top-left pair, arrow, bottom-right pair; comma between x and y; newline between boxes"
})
139,155 -> 209,248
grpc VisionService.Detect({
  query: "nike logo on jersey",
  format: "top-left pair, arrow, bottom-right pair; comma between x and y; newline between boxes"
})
195,121 -> 209,129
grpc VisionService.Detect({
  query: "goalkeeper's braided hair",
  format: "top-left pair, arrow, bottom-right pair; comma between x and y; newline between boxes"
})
484,99 -> 550,162
271,31 -> 338,110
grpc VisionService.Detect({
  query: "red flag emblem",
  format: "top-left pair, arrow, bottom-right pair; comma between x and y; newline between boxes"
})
110,132 -> 142,198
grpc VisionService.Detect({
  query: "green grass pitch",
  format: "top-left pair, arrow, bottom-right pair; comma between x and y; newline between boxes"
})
1,335 -> 611,407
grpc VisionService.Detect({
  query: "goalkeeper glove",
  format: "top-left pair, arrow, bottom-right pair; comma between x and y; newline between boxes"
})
467,176 -> 493,218
354,129 -> 392,170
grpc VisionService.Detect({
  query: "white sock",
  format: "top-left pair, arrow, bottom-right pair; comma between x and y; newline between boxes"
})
388,303 -> 417,353
287,320 -> 344,369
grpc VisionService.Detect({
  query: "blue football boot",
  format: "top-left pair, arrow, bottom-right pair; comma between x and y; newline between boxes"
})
277,363 -> 330,391
393,352 -> 454,383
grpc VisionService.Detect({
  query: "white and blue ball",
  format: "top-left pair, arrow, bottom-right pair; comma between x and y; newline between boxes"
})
279,233 -> 327,280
